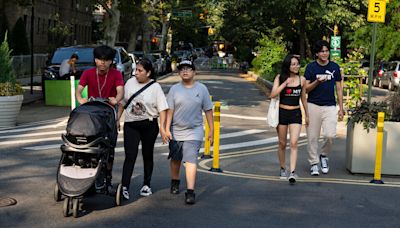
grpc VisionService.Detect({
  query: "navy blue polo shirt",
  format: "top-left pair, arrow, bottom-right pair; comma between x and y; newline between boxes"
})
304,61 -> 342,106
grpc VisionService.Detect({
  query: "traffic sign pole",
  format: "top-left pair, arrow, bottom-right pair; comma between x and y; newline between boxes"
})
366,0 -> 386,103
367,23 -> 377,103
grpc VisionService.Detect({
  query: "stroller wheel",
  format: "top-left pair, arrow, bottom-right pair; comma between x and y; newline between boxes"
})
54,183 -> 62,202
115,183 -> 123,206
72,198 -> 80,218
63,197 -> 70,217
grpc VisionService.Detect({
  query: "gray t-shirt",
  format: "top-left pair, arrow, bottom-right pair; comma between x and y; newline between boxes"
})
59,59 -> 71,77
167,81 -> 213,141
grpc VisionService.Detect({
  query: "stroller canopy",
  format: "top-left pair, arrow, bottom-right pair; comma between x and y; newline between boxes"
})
66,101 -> 117,146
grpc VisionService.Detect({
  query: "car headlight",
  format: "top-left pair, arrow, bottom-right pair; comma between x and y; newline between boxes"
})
44,70 -> 56,79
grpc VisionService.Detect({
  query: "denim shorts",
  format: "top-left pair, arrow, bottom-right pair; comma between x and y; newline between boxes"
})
168,140 -> 202,164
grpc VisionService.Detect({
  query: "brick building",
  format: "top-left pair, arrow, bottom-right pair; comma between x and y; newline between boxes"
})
1,0 -> 93,53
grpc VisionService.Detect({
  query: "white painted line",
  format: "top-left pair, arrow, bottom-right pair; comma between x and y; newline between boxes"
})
0,124 -> 65,134
0,130 -> 66,139
220,129 -> 267,139
220,113 -> 267,121
21,129 -> 270,151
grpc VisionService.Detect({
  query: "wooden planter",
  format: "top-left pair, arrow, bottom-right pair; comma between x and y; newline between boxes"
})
0,94 -> 23,128
346,121 -> 400,175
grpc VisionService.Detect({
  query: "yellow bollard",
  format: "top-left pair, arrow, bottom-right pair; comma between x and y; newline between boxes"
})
210,101 -> 222,172
202,96 -> 212,159
370,112 -> 385,184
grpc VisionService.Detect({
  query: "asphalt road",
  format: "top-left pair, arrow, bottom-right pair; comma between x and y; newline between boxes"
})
1,71 -> 399,227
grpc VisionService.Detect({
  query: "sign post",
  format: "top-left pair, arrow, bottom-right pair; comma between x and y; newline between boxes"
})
367,0 -> 387,103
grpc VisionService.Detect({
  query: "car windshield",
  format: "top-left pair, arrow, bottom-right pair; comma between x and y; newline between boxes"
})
51,48 -> 94,64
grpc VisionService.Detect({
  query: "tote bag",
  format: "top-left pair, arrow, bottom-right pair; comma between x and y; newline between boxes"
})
267,98 -> 279,127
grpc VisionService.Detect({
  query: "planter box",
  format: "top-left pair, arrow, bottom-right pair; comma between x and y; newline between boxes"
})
0,95 -> 23,128
45,80 -> 87,106
346,121 -> 400,175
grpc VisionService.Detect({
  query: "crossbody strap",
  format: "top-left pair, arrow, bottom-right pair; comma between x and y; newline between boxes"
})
123,80 -> 156,110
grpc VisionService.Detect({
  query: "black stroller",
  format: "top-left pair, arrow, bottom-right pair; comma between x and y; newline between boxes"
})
53,99 -> 123,217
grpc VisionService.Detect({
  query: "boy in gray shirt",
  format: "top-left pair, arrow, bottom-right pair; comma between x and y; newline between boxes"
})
165,60 -> 214,205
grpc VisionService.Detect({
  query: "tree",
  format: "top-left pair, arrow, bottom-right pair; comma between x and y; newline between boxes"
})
9,17 -> 30,55
349,0 -> 400,61
96,0 -> 121,46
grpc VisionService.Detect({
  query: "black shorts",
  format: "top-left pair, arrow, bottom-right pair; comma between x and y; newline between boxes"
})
279,108 -> 302,125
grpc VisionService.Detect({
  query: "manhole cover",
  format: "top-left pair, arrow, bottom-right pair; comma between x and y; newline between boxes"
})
0,197 -> 17,207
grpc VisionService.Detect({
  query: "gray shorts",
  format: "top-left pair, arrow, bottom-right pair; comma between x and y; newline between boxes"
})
168,140 -> 202,164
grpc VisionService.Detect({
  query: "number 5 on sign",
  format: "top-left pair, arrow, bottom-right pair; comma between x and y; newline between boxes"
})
367,0 -> 387,23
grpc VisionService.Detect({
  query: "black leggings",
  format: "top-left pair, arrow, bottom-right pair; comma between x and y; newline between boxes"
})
121,120 -> 159,189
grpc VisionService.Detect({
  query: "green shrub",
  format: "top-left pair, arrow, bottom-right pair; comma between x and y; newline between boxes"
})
0,32 -> 23,96
251,34 -> 286,81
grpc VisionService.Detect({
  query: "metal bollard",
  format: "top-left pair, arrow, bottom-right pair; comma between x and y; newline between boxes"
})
210,101 -> 222,172
370,112 -> 385,184
202,96 -> 212,158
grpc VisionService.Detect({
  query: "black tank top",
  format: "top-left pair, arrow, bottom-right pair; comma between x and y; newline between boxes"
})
280,76 -> 302,106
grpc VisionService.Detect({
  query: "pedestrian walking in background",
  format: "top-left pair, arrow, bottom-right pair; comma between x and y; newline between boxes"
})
270,54 -> 309,184
75,45 -> 124,192
165,60 -> 214,204
305,40 -> 344,176
59,53 -> 79,79
118,58 -> 168,200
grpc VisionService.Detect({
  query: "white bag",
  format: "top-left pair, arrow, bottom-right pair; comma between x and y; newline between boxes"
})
267,98 -> 279,127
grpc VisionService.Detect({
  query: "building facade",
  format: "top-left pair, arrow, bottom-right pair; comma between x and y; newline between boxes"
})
1,0 -> 93,53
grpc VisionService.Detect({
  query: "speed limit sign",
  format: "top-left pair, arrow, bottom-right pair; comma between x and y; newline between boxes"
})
367,0 -> 386,23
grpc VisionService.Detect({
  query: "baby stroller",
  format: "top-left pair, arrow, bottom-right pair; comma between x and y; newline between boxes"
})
53,99 -> 122,217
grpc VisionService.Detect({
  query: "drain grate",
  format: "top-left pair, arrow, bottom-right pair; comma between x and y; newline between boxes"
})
0,197 -> 17,207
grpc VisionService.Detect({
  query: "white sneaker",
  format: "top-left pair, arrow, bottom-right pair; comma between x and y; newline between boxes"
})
288,172 -> 298,184
310,164 -> 319,176
320,155 -> 329,174
279,168 -> 287,180
140,185 -> 152,196
122,186 -> 129,200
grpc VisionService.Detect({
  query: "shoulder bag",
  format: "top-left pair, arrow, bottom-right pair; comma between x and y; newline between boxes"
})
123,80 -> 156,109
267,97 -> 279,128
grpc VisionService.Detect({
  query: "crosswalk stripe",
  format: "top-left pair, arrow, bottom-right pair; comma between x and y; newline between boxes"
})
20,129 -> 269,150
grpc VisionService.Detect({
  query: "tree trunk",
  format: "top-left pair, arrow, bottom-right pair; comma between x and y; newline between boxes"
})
142,13 -> 151,53
102,0 -> 120,46
159,13 -> 170,51
166,26 -> 172,54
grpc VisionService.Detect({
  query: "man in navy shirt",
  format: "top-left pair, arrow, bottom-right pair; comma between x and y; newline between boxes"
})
305,40 -> 344,176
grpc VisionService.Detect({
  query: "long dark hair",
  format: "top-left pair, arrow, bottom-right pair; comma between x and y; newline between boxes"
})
137,58 -> 156,80
279,54 -> 300,85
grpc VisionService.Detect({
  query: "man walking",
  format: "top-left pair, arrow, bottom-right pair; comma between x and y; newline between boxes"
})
165,60 -> 214,204
305,40 -> 344,176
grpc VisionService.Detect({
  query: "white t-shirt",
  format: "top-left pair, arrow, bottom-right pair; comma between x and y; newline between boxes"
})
122,77 -> 168,122
59,59 -> 71,76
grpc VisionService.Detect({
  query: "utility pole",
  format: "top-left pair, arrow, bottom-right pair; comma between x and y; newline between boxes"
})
30,0 -> 34,94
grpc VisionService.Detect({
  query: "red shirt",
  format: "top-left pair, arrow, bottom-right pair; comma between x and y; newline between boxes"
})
79,67 -> 124,98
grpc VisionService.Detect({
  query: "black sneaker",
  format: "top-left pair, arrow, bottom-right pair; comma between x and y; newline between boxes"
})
170,179 -> 180,194
185,191 -> 195,205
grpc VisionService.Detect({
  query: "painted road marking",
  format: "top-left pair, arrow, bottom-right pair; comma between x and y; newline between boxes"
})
21,129 -> 270,150
197,142 -> 400,188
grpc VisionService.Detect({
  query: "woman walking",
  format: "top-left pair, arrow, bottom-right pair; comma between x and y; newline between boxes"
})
118,58 -> 168,200
270,54 -> 309,184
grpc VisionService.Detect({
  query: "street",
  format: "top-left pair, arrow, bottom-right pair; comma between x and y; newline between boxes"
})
1,71 -> 400,227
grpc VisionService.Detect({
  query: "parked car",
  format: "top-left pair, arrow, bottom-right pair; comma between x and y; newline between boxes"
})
372,61 -> 389,87
172,50 -> 192,62
113,46 -> 134,81
150,52 -> 167,74
127,53 -> 137,76
42,45 -> 133,96
382,61 -> 400,91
